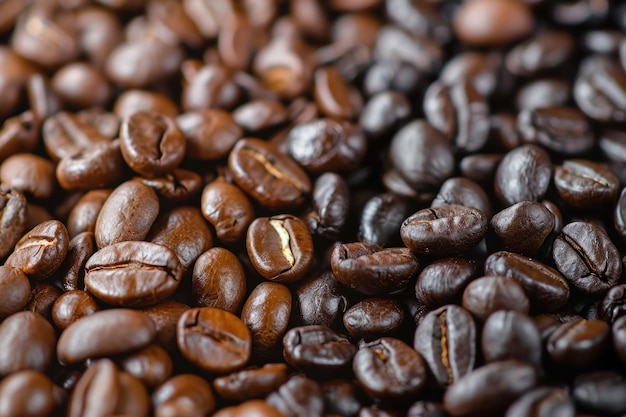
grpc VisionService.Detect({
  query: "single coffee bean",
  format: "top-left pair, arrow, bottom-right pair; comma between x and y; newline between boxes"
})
573,371 -> 626,415
504,386 -> 575,417
343,298 -> 405,339
139,168 -> 203,205
546,318 -> 609,368
57,309 -> 156,365
27,283 -> 62,321
233,99 -> 289,132
0,311 -> 55,376
142,301 -> 190,354
574,56 -> 626,123
331,242 -> 419,295
495,144 -> 552,207
431,177 -> 492,220
462,276 -> 530,321
85,241 -> 183,307
119,344 -> 173,388
295,270 -> 349,328
600,285 -> 626,323
213,363 -> 288,402
177,307 -> 251,373
241,282 -> 292,356
0,153 -> 56,199
416,258 -> 477,307
51,62 -> 112,109
0,370 -> 55,417
229,138 -> 311,210
266,375 -> 325,417
181,62 -> 240,111
152,374 -> 216,417
0,185 -> 26,259
51,290 -> 99,330
505,31 -> 575,77
401,205 -> 488,256
5,219 -> 69,281
59,231 -> 96,292
212,400 -> 285,417
113,89 -> 179,119
516,79 -> 570,111
484,251 -> 570,313
552,221 -> 622,294
459,153 -> 503,185
353,337 -> 426,401
114,371 -> 151,417
305,172 -> 350,240
481,310 -> 542,366
56,141 -> 125,191
67,189 -> 111,239
313,66 -> 357,119
443,360 -> 539,417
358,192 -> 410,247
554,159 -> 620,210
177,109 -> 242,161
359,91 -> 410,139
46,111 -> 110,162
414,305 -> 476,388
247,215 -> 314,283
0,265 -> 29,320
373,25 -> 442,76
612,316 -> 626,363
283,325 -> 357,376
322,379 -> 365,417
201,177 -> 254,244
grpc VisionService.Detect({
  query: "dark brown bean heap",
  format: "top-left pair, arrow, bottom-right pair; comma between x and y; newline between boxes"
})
1,0 -> 626,416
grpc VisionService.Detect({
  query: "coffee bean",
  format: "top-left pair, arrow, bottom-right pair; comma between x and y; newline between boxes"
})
504,386 -> 575,417
573,371 -> 626,415
554,159 -> 620,210
407,401 -> 447,417
322,379 -> 365,417
359,192 -> 410,247
305,172 -> 350,240
119,344 -> 173,388
516,79 -> 570,111
58,231 -> 96,292
0,266 -> 30,320
51,290 -> 99,330
295,270 -> 349,328
56,141 -> 125,191
266,375 -> 325,417
0,153 -> 56,199
139,168 -> 203,205
574,56 -> 626,122
52,62 -> 112,109
359,91 -> 410,139
177,109 -> 242,161
462,276 -> 530,321
505,31 -> 575,77
546,318 -> 609,368
152,374 -> 216,417
201,177 -> 254,244
27,283 -> 62,321
343,298 -> 405,339
42,112 -> 111,162
0,370 -> 55,417
113,89 -> 179,119
67,189 -> 111,238
495,144 -> 552,206
481,310 -> 542,366
213,363 -> 288,402
212,400 -> 285,417
416,258 -> 477,308
142,301 -> 189,354
431,177 -> 493,220
0,311 -> 55,376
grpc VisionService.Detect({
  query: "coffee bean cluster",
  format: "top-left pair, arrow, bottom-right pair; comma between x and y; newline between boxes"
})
0,0 -> 625,416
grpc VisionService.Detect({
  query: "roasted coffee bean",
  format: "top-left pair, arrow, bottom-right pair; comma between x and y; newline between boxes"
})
612,316 -> 626,363
495,144 -> 552,207
487,201 -> 554,256
481,310 -> 542,366
385,0 -> 449,43
353,337 -> 426,401
306,172 -> 350,240
266,375 -> 325,417
56,141 -> 125,191
363,60 -> 423,97
85,241 -> 183,307
313,66 -> 357,119
0,185 -> 26,259
57,309 -> 156,365
401,205 -> 488,256
43,112 -> 111,162
177,109 -> 242,161
213,363 -> 288,402
407,401 -> 447,417
94,180 -> 159,248
546,318 -> 609,368
359,91 -> 410,139
414,305 -> 476,388
505,386 -> 575,417
600,285 -> 626,323
431,177 -> 492,220
573,371 -> 626,415
139,168 -> 203,205
152,374 -> 215,417
321,379 -> 364,417
358,192 -> 409,247
113,89 -> 179,119
0,311 -> 55,376
459,153 -> 503,185
331,242 -> 419,295
343,298 -> 405,339
241,282 -> 292,356
177,307 -> 251,373
373,25 -> 442,76
5,220 -> 69,281
574,56 -> 626,122
52,62 -> 112,109
119,344 -> 172,388
182,62 -> 241,111
67,189 -> 111,238
229,138 -> 311,210
516,79 -> 570,111
0,370 -> 55,417
233,99 -> 289,132
295,270 -> 349,328
554,160 -> 620,210
0,111 -> 40,163
505,31 -> 574,77
462,276 -> 530,321
201,177 -> 254,244
443,360 -> 539,417
552,222 -> 622,294
424,80 -> 489,153
484,251 -> 570,313
416,258 -> 476,308
75,109 -> 120,141
0,266 -> 30,320
191,247 -> 246,313
212,400 -> 285,417
27,283 -> 62,321
0,153 -> 56,200
389,120 -> 455,193
59,231 -> 96,292
51,290 -> 99,330
141,301 -> 190,354
247,215 -> 314,283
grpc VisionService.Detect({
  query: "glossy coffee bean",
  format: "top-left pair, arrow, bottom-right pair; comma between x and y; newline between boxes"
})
572,371 -> 626,415
331,242 -> 419,295
139,168 -> 203,205
141,301 -> 190,354
505,387 -> 575,417
343,298 -> 405,339
233,99 -> 289,133
401,205 -> 488,256
416,258 -> 476,307
0,153 -> 56,199
113,89 -> 179,119
554,159 -> 619,210
67,189 -> 111,238
52,62 -> 112,109
313,66 -> 357,119
359,91 -> 410,139
358,192 -> 410,247
177,307 -> 251,373
495,144 -> 552,207
51,290 -> 99,330
177,109 -> 242,161
213,363 -> 288,402
0,266 -> 30,320
481,310 -> 542,366
0,311 -> 55,376
462,276 -> 530,321
119,344 -> 173,388
152,374 -> 215,417
212,400 -> 284,417
201,177 -> 254,244
574,56 -> 626,123
0,370 -> 55,417
600,285 -> 626,323
546,318 -> 609,368
59,231 -> 96,291
430,177 -> 492,220
42,112 -> 110,162
516,79 -> 570,111
26,283 -> 62,321
266,375 -> 325,417
0,185 -> 26,259
505,31 -> 575,77
305,172 -> 350,240
295,270 -> 349,328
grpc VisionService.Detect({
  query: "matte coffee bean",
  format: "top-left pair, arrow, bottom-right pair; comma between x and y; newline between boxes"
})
305,172 -> 350,240
119,344 -> 173,388
546,318 -> 609,367
0,370 -> 55,417
343,298 -> 405,339
51,290 -> 99,330
177,307 -> 251,373
353,337 -> 426,400
331,242 -> 419,295
495,144 -> 552,206
142,301 -> 190,354
152,374 -> 215,417
57,309 -> 156,365
192,248 -> 246,313
554,160 -> 620,210
295,271 -> 349,328
229,138 -> 311,210
0,153 -> 56,199
0,266 -> 30,319
5,220 -> 69,281
505,387 -> 575,417
443,360 -> 539,417
414,305 -> 476,387
462,276 -> 530,321
0,311 -> 55,376
266,375 -> 325,417
241,282 -> 292,356
359,192 -> 410,247
85,241 -> 183,307
213,363 -> 288,402
401,205 -> 488,256
484,251 -> 570,313
247,215 -> 314,283
416,258 -> 477,307
481,310 -> 542,366
552,222 -> 622,294
573,371 -> 626,415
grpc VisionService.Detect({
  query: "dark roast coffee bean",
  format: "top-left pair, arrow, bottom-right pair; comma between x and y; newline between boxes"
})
462,276 -> 529,321
443,360 -> 539,417
343,298 -> 405,339
0,311 -> 55,376
600,285 -> 626,323
0,370 -> 55,417
177,307 -> 251,373
313,66 -> 357,119
505,31 -> 574,77
0,266 -> 30,320
495,144 -> 552,207
484,251 -> 570,313
213,363 -> 288,402
57,309 -> 156,365
241,282 -> 292,356
359,192 -> 409,247
152,374 -> 215,417
488,201 -> 554,256
431,177 -> 492,219
552,222 -> 622,294
401,205 -> 487,256
554,160 -> 620,210
59,231 -> 96,292
330,242 -> 419,295
85,241 -> 183,307
481,310 -> 542,366
612,316 -> 626,362
5,220 -> 69,281
516,79 -> 570,111
373,26 -> 442,75
305,172 -> 350,240
574,56 -> 626,122
52,62 -> 112,109
119,344 -> 173,388
573,371 -> 626,415
295,270 -> 349,328
182,62 -> 241,111
51,290 -> 99,330
385,0 -> 450,43
416,258 -> 477,307
322,379 -> 364,417
266,375 -> 325,417
407,401 -> 447,417
353,337 -> 426,401
283,325 -> 356,376
233,99 -> 289,132
229,138 -> 311,210
140,168 -> 203,205
359,91 -> 410,139
547,318 -> 609,367
414,305 -> 476,387
0,153 -> 56,199
192,248 -> 246,314
459,153 -> 503,185
504,386 -> 575,417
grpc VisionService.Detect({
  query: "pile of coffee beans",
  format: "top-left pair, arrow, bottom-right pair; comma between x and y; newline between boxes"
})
0,0 -> 626,416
